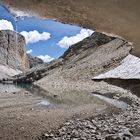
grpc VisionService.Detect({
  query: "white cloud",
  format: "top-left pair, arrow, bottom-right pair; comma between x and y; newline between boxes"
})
27,49 -> 33,54
37,55 -> 54,63
58,29 -> 94,49
0,19 -> 14,31
20,30 -> 51,44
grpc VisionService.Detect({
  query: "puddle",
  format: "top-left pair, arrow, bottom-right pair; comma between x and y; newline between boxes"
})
92,94 -> 128,111
0,84 -> 21,93
0,83 -> 59,108
16,83 -> 62,104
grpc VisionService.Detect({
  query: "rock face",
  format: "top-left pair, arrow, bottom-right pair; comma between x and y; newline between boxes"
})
27,54 -> 44,68
61,32 -> 115,60
0,30 -> 29,72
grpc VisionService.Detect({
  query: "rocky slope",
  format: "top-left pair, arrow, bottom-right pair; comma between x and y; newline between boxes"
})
1,0 -> 140,57
0,30 -> 29,72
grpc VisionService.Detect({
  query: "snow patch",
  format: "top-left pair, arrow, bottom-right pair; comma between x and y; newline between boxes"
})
93,54 -> 140,79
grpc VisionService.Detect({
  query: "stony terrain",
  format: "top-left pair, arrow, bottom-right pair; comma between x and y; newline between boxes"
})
38,105 -> 140,140
0,83 -> 108,140
37,88 -> 140,140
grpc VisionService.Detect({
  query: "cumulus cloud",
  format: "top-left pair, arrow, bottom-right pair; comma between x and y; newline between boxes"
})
20,30 -> 51,44
27,49 -> 33,54
58,29 -> 94,49
0,19 -> 14,31
37,55 -> 54,63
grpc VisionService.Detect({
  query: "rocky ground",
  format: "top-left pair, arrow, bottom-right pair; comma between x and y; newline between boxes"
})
0,83 -> 108,140
0,80 -> 139,140
37,90 -> 140,140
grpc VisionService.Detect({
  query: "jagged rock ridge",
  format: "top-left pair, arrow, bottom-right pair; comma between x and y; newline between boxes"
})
27,54 -> 44,68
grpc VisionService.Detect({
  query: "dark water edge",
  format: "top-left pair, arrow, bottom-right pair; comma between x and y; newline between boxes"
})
0,83 -> 62,105
93,78 -> 140,97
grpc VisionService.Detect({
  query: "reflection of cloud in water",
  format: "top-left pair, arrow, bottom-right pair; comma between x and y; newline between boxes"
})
38,100 -> 50,106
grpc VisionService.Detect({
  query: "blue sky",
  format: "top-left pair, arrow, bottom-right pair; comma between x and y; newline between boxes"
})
0,5 -> 94,62
18,18 -> 81,58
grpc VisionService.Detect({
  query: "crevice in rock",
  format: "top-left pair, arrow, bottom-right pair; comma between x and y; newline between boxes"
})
6,33 -> 10,65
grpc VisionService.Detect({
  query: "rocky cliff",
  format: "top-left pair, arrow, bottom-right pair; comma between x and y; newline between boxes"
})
0,30 -> 29,72
27,54 -> 44,68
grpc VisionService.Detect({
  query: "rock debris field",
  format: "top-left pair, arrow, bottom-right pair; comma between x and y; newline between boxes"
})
38,92 -> 140,140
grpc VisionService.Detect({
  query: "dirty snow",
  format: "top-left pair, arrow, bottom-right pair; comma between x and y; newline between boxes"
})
93,54 -> 140,79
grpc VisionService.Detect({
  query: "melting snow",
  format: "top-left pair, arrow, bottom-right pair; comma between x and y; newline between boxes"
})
93,54 -> 140,79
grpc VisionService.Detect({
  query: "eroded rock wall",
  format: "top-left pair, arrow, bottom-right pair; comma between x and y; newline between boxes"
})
0,30 -> 29,72
27,54 -> 44,68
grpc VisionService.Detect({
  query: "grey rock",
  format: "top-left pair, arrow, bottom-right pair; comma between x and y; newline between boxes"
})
0,30 -> 29,72
27,54 -> 44,68
105,134 -> 122,140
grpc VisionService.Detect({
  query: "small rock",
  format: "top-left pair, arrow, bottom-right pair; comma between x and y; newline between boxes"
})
25,91 -> 29,94
44,133 -> 49,137
105,134 -> 121,140
53,94 -> 58,98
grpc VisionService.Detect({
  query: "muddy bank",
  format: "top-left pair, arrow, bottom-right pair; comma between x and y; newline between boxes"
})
94,78 -> 140,97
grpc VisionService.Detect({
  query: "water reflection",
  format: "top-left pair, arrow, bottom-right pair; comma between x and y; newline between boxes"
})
0,83 -> 21,93
0,83 -> 62,105
92,94 -> 128,111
